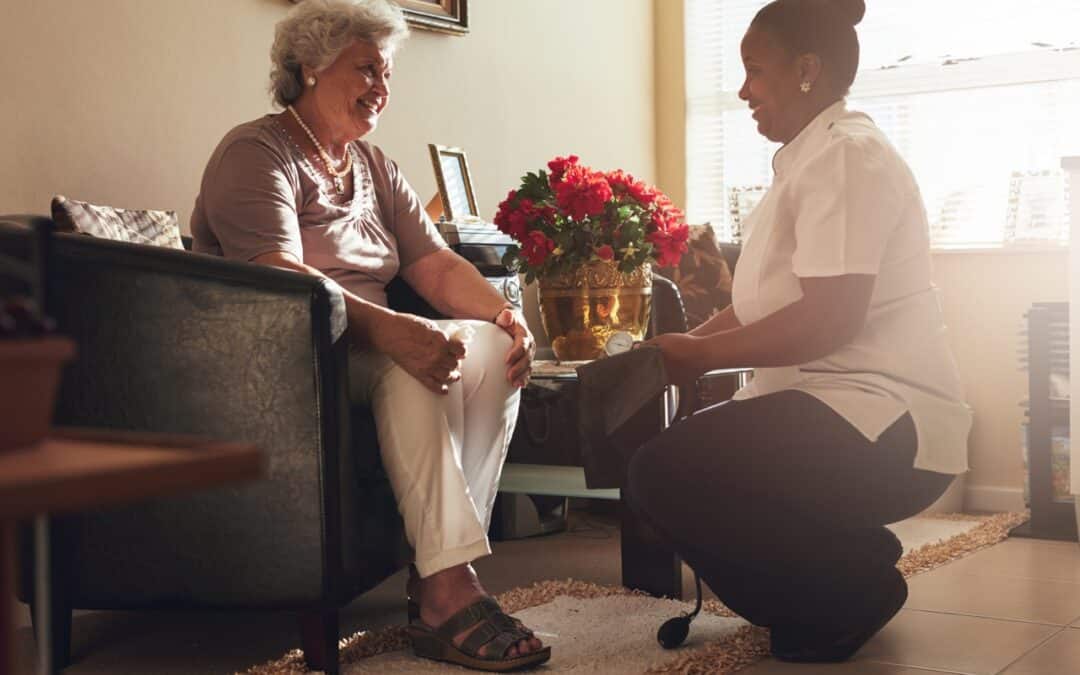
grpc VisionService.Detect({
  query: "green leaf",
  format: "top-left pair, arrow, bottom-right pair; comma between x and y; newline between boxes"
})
518,170 -> 552,202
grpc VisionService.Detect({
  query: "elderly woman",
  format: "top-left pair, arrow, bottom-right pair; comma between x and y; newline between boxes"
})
190,0 -> 549,670
627,0 -> 970,664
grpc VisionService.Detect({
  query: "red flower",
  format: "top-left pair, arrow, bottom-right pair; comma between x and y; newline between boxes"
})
652,193 -> 678,215
628,181 -> 658,206
493,190 -> 520,235
605,169 -> 634,191
606,169 -> 658,207
600,167 -> 656,205
521,230 -> 556,267
496,155 -> 690,275
647,222 -> 690,268
494,194 -> 555,243
547,155 -> 580,183
554,164 -> 612,220
647,193 -> 685,233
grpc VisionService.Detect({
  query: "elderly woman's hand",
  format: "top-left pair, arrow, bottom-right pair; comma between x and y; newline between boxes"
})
494,308 -> 535,388
372,313 -> 467,395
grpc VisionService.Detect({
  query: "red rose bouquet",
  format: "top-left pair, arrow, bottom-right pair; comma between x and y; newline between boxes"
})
493,155 -> 690,282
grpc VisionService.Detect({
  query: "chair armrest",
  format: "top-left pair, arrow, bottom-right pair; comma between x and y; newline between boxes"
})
694,368 -> 753,413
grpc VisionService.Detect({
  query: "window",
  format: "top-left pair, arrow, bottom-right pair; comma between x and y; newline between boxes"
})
685,0 -> 1080,247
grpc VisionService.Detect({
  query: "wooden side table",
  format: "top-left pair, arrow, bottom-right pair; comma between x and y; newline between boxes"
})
0,429 -> 262,675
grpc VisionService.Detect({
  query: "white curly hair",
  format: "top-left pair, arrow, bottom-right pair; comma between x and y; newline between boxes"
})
270,0 -> 409,107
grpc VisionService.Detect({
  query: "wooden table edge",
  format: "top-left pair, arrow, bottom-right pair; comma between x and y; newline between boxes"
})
0,433 -> 262,521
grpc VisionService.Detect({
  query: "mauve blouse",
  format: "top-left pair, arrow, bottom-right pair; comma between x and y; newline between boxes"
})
191,115 -> 447,307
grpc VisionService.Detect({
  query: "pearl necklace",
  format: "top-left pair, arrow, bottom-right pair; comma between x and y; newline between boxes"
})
286,105 -> 353,195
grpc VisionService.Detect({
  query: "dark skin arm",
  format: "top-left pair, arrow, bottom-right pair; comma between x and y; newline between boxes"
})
687,303 -> 742,336
646,274 -> 876,388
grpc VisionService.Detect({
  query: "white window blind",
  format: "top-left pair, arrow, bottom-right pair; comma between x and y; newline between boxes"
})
686,0 -> 1080,247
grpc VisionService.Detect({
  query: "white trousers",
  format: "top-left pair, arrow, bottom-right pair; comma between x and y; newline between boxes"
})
349,320 -> 520,578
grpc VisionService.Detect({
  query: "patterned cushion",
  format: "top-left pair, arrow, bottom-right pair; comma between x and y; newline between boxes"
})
51,195 -> 183,249
655,224 -> 734,329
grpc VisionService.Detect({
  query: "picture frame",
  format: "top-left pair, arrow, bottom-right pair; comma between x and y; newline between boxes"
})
287,0 -> 468,35
428,144 -> 479,221
399,0 -> 469,35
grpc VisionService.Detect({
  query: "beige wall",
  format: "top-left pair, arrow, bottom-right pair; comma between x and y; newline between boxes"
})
933,250 -> 1069,509
370,1 -> 656,220
0,0 -> 655,228
1,0 -> 285,223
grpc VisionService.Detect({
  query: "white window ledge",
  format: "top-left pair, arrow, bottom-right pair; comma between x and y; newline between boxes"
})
931,244 -> 1069,255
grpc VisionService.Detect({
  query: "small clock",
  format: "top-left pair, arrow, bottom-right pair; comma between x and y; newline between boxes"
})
604,331 -> 635,356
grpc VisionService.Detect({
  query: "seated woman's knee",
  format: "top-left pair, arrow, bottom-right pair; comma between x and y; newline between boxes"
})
470,320 -> 513,350
465,322 -> 514,377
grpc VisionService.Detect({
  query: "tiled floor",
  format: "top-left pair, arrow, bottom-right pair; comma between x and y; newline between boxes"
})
11,513 -> 1080,674
737,535 -> 1080,675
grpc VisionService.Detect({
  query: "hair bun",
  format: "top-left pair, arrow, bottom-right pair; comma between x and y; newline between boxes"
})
833,0 -> 865,26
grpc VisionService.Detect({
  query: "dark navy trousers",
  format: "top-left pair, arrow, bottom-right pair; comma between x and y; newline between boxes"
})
625,389 -> 953,632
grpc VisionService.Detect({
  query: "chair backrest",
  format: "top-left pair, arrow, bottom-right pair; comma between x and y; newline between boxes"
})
716,242 -> 741,277
0,214 -> 54,230
647,275 -> 688,338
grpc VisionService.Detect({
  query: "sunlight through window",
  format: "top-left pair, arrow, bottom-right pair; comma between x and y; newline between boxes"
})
686,0 -> 1080,247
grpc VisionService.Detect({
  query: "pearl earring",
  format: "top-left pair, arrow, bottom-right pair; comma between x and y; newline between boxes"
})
800,81 -> 812,93
306,76 -> 317,87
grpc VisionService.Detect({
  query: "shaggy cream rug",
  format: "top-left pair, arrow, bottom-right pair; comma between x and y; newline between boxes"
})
243,511 -> 1027,675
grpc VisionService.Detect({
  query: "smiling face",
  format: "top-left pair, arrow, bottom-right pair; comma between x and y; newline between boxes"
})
738,27 -> 810,144
304,39 -> 393,141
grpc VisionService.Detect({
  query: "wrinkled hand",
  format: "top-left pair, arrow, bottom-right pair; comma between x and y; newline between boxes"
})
494,307 -> 535,388
372,313 -> 466,395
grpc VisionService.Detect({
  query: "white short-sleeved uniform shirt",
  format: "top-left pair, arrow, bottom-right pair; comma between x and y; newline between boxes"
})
731,100 -> 971,475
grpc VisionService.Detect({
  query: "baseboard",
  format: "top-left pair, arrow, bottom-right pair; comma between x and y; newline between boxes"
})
965,485 -> 1026,513
920,474 -> 966,514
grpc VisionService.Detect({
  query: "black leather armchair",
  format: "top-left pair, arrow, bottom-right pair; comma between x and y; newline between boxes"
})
2,215 -> 407,674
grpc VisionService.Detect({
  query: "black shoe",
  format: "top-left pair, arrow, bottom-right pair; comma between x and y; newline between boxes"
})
770,569 -> 908,663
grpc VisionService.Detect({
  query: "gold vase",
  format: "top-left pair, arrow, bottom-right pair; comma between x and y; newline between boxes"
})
537,261 -> 652,361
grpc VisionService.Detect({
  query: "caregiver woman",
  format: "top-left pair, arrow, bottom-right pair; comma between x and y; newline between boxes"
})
626,0 -> 970,663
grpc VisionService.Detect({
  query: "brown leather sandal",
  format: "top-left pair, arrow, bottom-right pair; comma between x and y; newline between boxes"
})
406,597 -> 551,672
408,597 -> 534,638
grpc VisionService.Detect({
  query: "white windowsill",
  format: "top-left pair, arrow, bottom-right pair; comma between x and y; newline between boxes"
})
931,244 -> 1070,255
712,242 -> 1071,255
